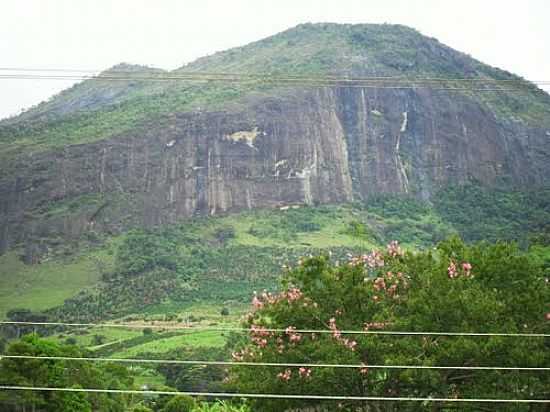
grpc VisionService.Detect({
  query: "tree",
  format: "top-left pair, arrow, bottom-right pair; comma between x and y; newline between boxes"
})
161,395 -> 196,412
92,334 -> 106,345
0,335 -> 134,412
229,238 -> 550,411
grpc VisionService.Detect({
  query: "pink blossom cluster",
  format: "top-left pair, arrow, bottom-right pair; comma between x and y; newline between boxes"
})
365,250 -> 385,268
250,324 -> 273,348
286,287 -> 304,302
370,271 -> 407,301
386,240 -> 404,257
277,369 -> 292,381
276,337 -> 285,353
285,326 -> 302,344
447,260 -> 473,279
298,367 -> 312,378
277,367 -> 312,382
232,347 -> 253,362
348,250 -> 385,268
328,317 -> 357,351
250,288 -> 305,311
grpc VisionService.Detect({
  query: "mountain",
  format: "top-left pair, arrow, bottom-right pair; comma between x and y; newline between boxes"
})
1,22 -> 550,258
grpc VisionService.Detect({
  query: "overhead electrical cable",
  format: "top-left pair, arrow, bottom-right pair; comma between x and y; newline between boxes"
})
0,67 -> 548,85
0,386 -> 548,403
1,355 -> 548,371
1,321 -> 548,337
0,73 -> 545,92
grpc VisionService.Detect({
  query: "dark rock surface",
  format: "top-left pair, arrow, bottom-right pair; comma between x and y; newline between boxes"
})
2,85 -> 549,255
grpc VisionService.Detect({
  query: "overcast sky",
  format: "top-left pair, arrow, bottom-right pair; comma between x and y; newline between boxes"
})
0,0 -> 548,119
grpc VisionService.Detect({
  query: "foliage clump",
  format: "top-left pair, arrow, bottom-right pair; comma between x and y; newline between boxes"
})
229,237 -> 550,411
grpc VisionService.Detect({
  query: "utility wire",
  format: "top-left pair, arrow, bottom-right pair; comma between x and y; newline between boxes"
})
0,74 -> 543,92
2,321 -> 548,337
0,67 -> 548,85
0,386 -> 548,403
1,355 -> 548,371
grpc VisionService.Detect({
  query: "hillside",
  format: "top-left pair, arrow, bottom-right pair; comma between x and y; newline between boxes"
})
0,23 -> 550,316
2,23 -> 550,259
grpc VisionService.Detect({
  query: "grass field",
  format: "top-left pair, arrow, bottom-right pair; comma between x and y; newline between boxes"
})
109,330 -> 226,358
0,251 -> 107,318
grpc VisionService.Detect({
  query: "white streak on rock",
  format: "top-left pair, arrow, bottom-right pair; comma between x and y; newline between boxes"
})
400,112 -> 408,133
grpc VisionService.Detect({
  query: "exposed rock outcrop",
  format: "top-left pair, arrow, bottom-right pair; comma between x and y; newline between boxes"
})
1,85 -> 549,254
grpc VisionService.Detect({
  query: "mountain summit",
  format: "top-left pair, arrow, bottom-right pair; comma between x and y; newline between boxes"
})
1,23 -> 549,255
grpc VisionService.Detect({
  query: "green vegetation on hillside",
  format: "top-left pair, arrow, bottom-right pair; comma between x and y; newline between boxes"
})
2,184 -> 549,322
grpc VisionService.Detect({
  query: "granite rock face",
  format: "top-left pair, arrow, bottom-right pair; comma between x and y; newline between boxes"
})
2,85 -> 549,256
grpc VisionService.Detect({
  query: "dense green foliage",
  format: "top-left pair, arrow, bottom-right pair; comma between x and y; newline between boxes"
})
230,238 -> 550,411
0,336 -> 134,411
434,185 -> 550,243
191,401 -> 251,412
0,184 -> 543,323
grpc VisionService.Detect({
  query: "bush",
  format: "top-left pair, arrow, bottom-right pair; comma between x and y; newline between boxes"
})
161,395 -> 196,412
64,337 -> 77,345
92,334 -> 106,345
192,401 -> 251,411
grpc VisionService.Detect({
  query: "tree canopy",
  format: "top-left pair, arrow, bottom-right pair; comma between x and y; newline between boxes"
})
229,238 -> 550,411
0,335 -> 133,412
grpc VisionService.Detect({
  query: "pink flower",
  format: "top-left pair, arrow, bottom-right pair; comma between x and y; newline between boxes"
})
286,287 -> 303,302
387,240 -> 404,257
364,250 -> 385,268
344,339 -> 357,351
387,284 -> 398,296
359,362 -> 369,375
250,324 -> 271,337
447,260 -> 458,279
285,326 -> 301,343
328,317 -> 342,339
545,313 -> 550,321
373,277 -> 386,291
462,262 -> 472,277
277,369 -> 292,381
298,367 -> 312,378
251,295 -> 263,309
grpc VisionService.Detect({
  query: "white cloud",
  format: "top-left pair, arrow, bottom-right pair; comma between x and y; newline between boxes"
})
0,0 -> 548,119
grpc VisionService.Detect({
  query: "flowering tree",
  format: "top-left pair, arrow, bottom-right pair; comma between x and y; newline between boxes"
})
228,237 -> 550,411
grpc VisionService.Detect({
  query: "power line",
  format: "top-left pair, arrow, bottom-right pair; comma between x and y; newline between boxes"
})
2,355 -> 548,371
0,67 -> 548,85
2,321 -> 548,337
0,386 -> 548,403
0,74 -> 544,92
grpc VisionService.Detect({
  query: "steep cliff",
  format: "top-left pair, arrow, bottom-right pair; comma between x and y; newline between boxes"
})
1,23 -> 550,257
